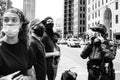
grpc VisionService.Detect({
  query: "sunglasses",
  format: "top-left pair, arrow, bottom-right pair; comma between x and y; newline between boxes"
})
3,17 -> 20,23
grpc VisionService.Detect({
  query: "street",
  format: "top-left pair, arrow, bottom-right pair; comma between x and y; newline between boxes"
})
56,45 -> 120,80
56,45 -> 88,80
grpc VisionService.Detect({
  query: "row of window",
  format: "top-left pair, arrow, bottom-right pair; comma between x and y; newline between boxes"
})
80,20 -> 86,25
88,14 -> 119,29
79,26 -> 86,32
88,1 -> 118,13
80,13 -> 85,18
80,7 -> 85,11
88,0 -> 112,5
80,0 -> 85,5
88,10 -> 100,21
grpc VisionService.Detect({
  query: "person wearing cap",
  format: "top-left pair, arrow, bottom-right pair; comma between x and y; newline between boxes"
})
29,19 -> 47,80
41,17 -> 60,80
80,24 -> 116,80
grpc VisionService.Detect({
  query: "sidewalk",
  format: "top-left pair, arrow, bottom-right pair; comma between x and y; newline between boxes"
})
114,49 -> 120,80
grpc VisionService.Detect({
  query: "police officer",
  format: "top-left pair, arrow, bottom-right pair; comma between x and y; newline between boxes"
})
80,24 -> 116,80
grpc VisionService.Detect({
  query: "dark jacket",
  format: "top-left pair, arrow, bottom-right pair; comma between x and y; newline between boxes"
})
30,36 -> 46,80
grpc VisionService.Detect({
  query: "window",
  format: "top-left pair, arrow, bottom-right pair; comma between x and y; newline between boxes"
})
98,0 -> 100,7
116,15 -> 118,23
88,24 -> 90,29
116,2 -> 118,10
83,20 -> 85,25
80,0 -> 82,4
98,10 -> 100,16
83,14 -> 85,18
83,7 -> 85,11
88,0 -> 90,5
88,15 -> 90,21
64,23 -> 67,26
106,0 -> 108,3
102,0 -> 104,5
92,23 -> 94,26
80,20 -> 82,25
88,7 -> 91,13
80,27 -> 82,32
80,7 -> 82,11
83,1 -> 85,5
80,14 -> 82,18
92,5 -> 94,10
95,11 -> 97,18
92,13 -> 94,19
95,3 -> 97,9
83,27 -> 86,32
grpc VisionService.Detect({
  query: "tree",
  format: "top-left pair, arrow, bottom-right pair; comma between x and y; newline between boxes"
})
0,0 -> 12,30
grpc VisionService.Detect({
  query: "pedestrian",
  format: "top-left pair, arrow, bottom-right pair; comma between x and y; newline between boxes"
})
80,24 -> 117,80
41,17 -> 60,80
53,32 -> 61,80
0,8 -> 36,80
29,19 -> 47,80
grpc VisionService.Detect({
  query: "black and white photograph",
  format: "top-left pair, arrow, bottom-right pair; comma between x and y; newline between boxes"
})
0,0 -> 120,80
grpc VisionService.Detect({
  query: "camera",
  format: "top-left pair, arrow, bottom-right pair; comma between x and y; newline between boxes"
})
90,36 -> 102,46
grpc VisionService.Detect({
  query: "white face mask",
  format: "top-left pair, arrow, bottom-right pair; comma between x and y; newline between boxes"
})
2,25 -> 20,37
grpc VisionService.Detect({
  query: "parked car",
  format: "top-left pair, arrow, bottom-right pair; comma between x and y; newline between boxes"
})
79,40 -> 89,45
67,38 -> 81,47
57,39 -> 67,45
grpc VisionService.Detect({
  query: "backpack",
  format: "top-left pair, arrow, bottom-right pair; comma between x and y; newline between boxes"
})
61,68 -> 77,80
101,40 -> 117,62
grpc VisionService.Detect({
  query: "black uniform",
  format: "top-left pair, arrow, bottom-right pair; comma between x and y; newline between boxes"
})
42,32 -> 55,80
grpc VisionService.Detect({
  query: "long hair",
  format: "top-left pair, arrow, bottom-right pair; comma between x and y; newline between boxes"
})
4,8 -> 29,46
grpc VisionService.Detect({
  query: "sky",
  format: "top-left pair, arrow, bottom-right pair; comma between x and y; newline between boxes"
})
11,0 -> 64,20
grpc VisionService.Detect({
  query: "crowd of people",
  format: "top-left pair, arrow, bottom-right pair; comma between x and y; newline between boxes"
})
0,7 -> 61,80
0,7 -> 118,80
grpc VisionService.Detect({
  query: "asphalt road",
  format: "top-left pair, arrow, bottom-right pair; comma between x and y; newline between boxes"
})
56,45 -> 89,80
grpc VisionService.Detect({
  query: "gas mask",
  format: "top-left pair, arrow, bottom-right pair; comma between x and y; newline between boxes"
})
2,25 -> 20,37
33,25 -> 44,37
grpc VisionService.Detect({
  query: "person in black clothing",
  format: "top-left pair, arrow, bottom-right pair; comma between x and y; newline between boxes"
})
80,24 -> 117,80
0,8 -> 35,80
41,17 -> 60,80
29,19 -> 47,80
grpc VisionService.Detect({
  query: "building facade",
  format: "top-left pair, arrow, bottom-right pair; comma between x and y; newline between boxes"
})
86,0 -> 120,40
63,0 -> 86,39
23,0 -> 35,21
74,0 -> 86,38
54,18 -> 63,38
64,0 -> 74,38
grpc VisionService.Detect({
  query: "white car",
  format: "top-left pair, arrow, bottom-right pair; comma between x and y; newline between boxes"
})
67,38 -> 81,47
57,39 -> 67,45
